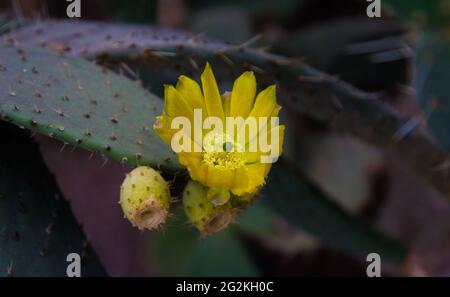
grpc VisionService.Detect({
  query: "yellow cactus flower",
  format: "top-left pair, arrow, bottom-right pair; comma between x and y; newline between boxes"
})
154,63 -> 284,201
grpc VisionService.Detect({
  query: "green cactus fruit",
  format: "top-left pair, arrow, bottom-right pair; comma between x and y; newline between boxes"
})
120,166 -> 170,230
183,180 -> 237,236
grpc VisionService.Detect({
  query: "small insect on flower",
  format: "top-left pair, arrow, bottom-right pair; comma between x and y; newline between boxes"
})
153,63 -> 285,204
120,166 -> 170,230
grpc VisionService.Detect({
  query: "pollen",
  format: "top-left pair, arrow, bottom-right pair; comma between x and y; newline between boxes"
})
202,151 -> 245,170
201,132 -> 245,170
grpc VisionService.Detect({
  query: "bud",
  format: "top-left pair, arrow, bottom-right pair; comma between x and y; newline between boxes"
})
183,180 -> 236,236
120,166 -> 170,230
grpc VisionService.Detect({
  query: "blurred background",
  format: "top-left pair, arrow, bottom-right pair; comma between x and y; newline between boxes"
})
1,0 -> 450,276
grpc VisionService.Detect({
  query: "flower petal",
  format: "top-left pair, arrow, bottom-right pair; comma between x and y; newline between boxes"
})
230,71 -> 256,118
248,85 -> 278,118
201,63 -> 225,120
236,85 -> 279,147
222,91 -> 231,116
205,166 -> 236,188
186,162 -> 249,190
244,151 -> 262,164
231,166 -> 249,189
255,124 -> 285,162
179,152 -> 206,181
231,163 -> 269,195
164,85 -> 194,120
246,163 -> 270,187
153,114 -> 175,145
176,75 -> 205,112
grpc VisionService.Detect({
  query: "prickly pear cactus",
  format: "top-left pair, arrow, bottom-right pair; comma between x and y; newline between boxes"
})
120,166 -> 170,230
4,20 -> 369,102
0,121 -> 105,276
0,44 -> 181,172
5,20 -> 450,202
0,17 -> 445,270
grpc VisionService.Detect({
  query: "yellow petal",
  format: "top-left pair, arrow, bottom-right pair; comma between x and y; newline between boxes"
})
230,71 -> 256,118
244,151 -> 262,164
246,104 -> 281,148
248,85 -> 278,118
276,124 -> 285,156
178,152 -> 205,180
178,152 -> 204,169
270,103 -> 281,118
153,114 -> 175,145
164,85 -> 194,120
246,163 -> 269,187
255,124 -> 285,162
266,124 -> 285,156
186,162 -> 248,190
236,85 -> 278,147
246,86 -> 281,147
201,63 -> 224,120
263,162 -> 272,176
231,166 -> 249,189
231,163 -> 269,195
205,166 -> 236,188
222,91 -> 231,117
176,75 -> 205,111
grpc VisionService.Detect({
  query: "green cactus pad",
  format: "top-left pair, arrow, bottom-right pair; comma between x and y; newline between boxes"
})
0,45 -> 181,172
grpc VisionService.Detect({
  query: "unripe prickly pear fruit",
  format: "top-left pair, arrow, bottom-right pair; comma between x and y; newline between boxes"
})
183,180 -> 236,236
120,166 -> 170,230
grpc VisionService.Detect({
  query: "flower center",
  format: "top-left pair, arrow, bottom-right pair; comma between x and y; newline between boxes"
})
202,132 -> 245,170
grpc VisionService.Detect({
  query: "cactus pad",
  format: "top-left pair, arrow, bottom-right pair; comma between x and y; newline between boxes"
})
0,44 -> 181,172
0,121 -> 105,276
